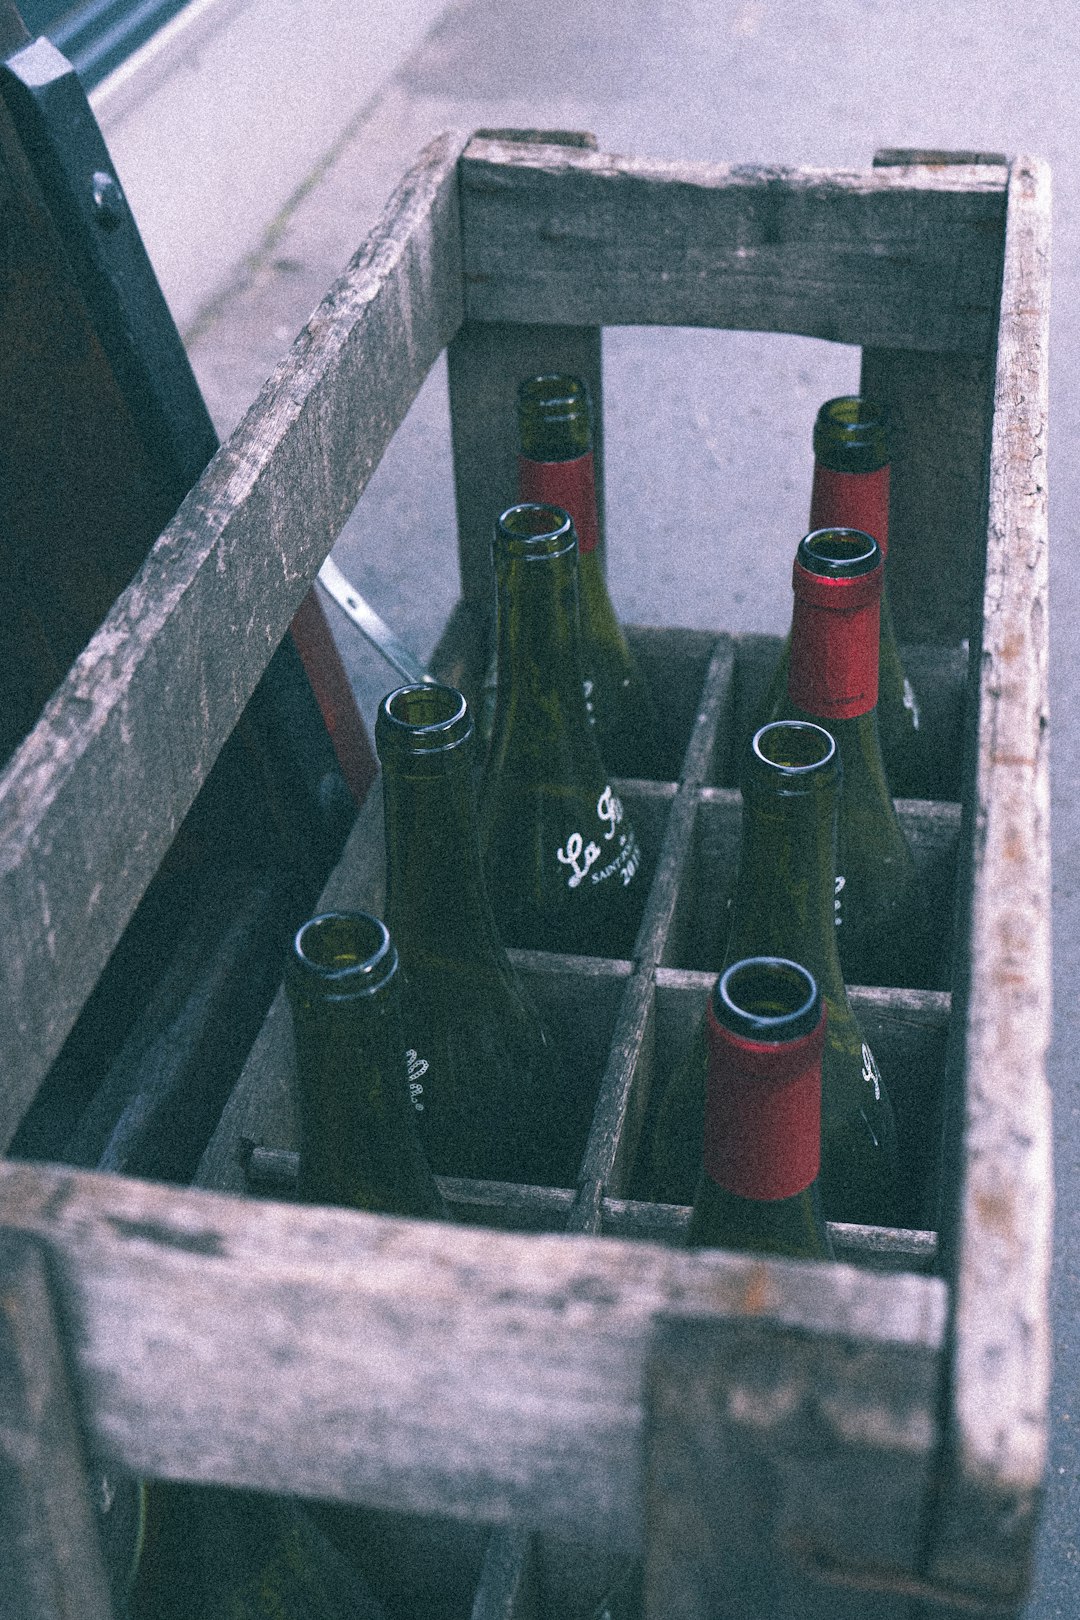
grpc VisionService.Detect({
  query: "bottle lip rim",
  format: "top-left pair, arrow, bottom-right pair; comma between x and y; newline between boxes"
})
749,720 -> 838,779
713,956 -> 822,1041
517,372 -> 589,408
291,910 -> 398,994
815,394 -> 887,431
376,682 -> 473,757
495,502 -> 578,559
797,527 -> 881,578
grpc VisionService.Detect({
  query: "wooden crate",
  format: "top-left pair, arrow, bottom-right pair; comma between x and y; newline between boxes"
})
0,133 -> 1050,1620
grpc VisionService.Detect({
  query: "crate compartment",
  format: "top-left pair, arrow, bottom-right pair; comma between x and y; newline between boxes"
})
624,966 -> 949,1232
659,787 -> 960,990
725,631 -> 971,800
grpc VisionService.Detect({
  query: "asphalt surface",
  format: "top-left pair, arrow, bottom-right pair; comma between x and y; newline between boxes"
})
184,3 -> 1079,1611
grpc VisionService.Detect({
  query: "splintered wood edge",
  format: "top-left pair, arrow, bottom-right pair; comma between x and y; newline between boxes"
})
935,157 -> 1053,1592
0,131 -> 470,1148
0,1160 -> 947,1552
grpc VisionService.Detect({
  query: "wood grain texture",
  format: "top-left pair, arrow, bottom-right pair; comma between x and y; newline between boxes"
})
927,158 -> 1053,1604
0,1160 -> 947,1556
460,139 -> 1007,354
642,1310 -> 941,1620
0,1231 -> 115,1620
0,129 -> 468,1150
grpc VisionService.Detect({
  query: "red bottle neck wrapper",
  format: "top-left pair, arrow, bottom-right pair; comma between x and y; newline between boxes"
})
703,1001 -> 826,1201
788,560 -> 882,719
518,452 -> 600,555
810,463 -> 891,557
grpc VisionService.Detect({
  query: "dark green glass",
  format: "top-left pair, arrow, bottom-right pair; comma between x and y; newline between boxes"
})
646,721 -> 901,1228
766,529 -> 930,988
129,1483 -> 389,1620
515,373 -> 665,779
285,911 -> 447,1220
376,681 -> 573,1186
481,503 -> 646,960
757,396 -> 923,795
686,958 -> 832,1259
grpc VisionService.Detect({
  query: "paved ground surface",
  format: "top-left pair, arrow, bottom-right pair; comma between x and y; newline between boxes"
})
183,3 -> 1078,1611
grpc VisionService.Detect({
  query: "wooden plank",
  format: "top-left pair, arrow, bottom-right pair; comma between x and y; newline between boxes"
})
927,158 -> 1053,1605
0,1230 -> 116,1620
0,129 -> 468,1150
642,1311 -> 942,1620
460,139 -> 1008,354
244,1156 -> 938,1274
0,1160 -> 947,1557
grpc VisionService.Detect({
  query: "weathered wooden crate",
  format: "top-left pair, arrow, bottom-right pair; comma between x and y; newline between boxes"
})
0,133 -> 1050,1619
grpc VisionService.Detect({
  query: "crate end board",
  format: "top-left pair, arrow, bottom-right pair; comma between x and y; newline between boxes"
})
0,127 -> 472,1151
0,1159 -> 947,1559
459,138 -> 1009,354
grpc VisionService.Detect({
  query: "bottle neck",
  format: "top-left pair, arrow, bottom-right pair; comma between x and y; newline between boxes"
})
810,461 -> 890,557
788,560 -> 881,720
518,451 -> 601,556
382,754 -> 505,963
702,997 -> 825,1200
725,783 -> 847,1005
491,543 -> 590,740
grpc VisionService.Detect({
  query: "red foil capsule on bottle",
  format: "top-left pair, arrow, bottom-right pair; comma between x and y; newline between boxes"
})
518,451 -> 601,555
703,997 -> 827,1201
810,462 -> 890,557
788,545 -> 883,721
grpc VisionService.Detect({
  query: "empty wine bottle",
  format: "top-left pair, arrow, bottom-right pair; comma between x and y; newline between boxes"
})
515,373 -> 665,778
285,911 -> 448,1220
811,397 -> 921,787
645,720 -> 900,1229
376,681 -> 575,1186
481,503 -> 645,960
757,397 -> 921,793
686,957 -> 833,1260
764,528 -> 930,988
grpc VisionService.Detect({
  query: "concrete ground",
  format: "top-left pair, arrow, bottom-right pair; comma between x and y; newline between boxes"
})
181,2 -> 1078,1611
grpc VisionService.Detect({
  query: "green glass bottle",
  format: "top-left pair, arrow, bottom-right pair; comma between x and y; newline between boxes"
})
376,681 -> 575,1186
481,502 -> 646,960
686,957 -> 833,1260
765,528 -> 930,989
645,720 -> 900,1229
285,910 -> 448,1220
757,396 -> 922,794
514,373 -> 665,779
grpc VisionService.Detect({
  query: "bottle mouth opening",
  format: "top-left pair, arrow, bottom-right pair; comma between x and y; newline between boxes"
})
816,395 -> 885,433
292,911 -> 397,992
517,372 -> 588,418
752,720 -> 837,775
798,527 -> 880,577
376,682 -> 473,757
496,502 -> 577,559
714,956 -> 821,1041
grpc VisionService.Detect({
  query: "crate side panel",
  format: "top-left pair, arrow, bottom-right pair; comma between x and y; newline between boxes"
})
0,130 -> 469,1152
928,158 -> 1053,1605
460,141 -> 1007,355
643,1313 -> 942,1620
0,1161 -> 947,1556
